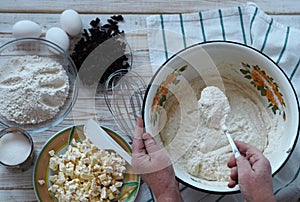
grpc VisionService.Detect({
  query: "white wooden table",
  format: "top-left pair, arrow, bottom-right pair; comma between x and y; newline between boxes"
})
0,1 -> 300,201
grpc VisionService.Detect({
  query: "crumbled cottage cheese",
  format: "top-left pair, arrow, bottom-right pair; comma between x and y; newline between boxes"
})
47,138 -> 126,202
159,77 -> 277,183
0,55 -> 69,124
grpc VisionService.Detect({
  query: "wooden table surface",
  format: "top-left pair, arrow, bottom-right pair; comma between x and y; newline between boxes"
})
1,0 -> 300,201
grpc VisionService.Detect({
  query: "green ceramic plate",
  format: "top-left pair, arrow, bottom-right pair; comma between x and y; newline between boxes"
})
33,125 -> 140,201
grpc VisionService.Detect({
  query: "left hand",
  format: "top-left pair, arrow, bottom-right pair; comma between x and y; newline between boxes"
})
131,117 -> 182,202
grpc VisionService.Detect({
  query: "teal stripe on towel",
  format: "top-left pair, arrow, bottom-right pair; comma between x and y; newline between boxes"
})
276,26 -> 290,64
290,58 -> 300,81
160,14 -> 168,60
238,6 -> 247,45
179,13 -> 187,48
218,9 -> 226,41
199,12 -> 207,42
250,7 -> 258,44
261,18 -> 273,52
216,195 -> 225,202
179,185 -> 188,192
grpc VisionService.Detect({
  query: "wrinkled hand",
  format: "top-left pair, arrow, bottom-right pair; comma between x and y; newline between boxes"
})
132,117 -> 182,202
227,141 -> 275,202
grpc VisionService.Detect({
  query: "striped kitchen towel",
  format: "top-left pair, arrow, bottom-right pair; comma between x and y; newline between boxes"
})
146,2 -> 300,201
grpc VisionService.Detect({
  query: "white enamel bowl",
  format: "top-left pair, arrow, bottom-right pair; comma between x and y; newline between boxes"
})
142,41 -> 299,193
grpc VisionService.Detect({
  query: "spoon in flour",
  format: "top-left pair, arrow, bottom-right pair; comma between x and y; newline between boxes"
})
198,86 -> 241,159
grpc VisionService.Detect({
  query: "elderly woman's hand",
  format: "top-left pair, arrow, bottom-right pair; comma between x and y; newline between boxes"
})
132,117 -> 182,202
227,141 -> 275,202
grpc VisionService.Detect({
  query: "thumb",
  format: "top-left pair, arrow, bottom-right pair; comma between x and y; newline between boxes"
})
134,117 -> 144,139
132,117 -> 145,155
142,133 -> 160,154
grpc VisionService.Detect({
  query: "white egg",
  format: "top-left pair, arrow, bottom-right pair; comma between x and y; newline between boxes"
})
45,27 -> 70,51
12,20 -> 42,38
60,9 -> 83,36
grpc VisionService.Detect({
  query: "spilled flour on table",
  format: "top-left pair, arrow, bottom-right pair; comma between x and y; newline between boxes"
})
0,55 -> 69,124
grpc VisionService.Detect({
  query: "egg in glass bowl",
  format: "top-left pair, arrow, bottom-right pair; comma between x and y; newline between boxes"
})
0,38 -> 78,133
142,41 -> 299,193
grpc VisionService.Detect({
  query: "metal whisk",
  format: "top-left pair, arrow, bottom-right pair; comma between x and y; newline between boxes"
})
104,69 -> 147,141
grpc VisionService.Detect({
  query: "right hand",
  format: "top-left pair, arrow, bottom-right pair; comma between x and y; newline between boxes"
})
227,141 -> 275,202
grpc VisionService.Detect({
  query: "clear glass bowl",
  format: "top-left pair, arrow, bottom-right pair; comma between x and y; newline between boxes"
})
0,38 -> 78,133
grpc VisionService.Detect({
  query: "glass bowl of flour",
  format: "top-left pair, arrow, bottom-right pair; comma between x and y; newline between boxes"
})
0,38 -> 78,133
143,41 -> 299,193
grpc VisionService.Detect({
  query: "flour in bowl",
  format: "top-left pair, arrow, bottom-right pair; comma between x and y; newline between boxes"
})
0,55 -> 69,124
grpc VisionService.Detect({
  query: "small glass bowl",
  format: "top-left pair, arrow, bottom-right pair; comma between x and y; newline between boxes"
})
0,127 -> 35,171
0,38 -> 78,133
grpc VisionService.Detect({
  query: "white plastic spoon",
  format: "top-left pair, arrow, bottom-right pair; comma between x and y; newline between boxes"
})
198,86 -> 241,159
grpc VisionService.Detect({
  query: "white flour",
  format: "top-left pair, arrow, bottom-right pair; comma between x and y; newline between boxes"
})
198,86 -> 230,131
0,55 -> 69,124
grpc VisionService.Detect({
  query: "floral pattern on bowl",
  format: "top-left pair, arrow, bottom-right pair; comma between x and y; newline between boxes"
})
240,62 -> 286,120
151,65 -> 187,125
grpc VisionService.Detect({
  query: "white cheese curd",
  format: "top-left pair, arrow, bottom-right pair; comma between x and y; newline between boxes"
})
159,76 -> 278,183
47,138 -> 126,202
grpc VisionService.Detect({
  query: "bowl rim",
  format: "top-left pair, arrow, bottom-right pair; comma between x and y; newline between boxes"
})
142,40 -> 300,193
0,37 -> 66,53
0,37 -> 79,133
